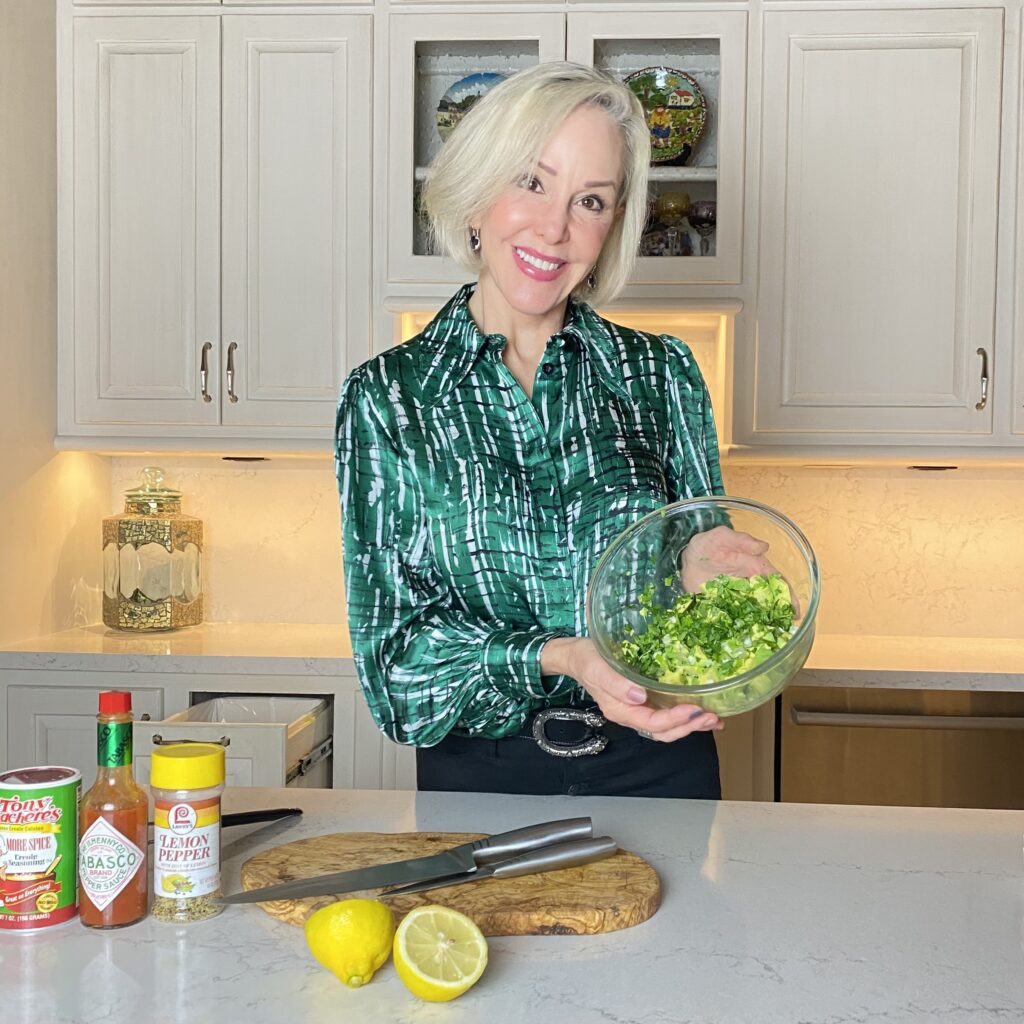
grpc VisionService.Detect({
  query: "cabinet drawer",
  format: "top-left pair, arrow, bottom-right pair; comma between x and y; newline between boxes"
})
134,696 -> 332,788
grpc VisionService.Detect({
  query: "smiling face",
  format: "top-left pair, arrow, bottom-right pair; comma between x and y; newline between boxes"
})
473,103 -> 624,323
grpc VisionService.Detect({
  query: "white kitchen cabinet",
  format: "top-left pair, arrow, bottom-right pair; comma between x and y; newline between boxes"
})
1,667 -> 416,791
220,15 -> 371,430
566,10 -> 747,285
69,16 -> 221,430
61,10 -> 371,443
749,7 -> 1003,442
387,12 -> 566,285
6,682 -> 166,785
387,10 -> 746,288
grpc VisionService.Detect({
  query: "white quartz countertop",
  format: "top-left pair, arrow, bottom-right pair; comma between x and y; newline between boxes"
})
1,624 -> 1022,689
4,787 -> 1022,1024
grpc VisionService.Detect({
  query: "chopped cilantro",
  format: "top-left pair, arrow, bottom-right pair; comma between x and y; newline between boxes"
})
617,573 -> 796,690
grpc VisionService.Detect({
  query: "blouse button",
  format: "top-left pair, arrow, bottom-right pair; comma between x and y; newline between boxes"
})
542,363 -> 555,376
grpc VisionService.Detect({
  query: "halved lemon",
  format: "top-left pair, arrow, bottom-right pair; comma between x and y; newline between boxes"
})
392,905 -> 488,1002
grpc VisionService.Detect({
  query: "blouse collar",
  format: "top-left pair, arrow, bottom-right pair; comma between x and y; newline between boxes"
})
417,283 -> 630,408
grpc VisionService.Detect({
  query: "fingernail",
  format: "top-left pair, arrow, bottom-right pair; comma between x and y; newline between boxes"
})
688,708 -> 705,721
628,686 -> 647,703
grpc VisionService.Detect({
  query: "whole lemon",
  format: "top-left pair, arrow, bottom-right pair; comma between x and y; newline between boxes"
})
304,898 -> 396,988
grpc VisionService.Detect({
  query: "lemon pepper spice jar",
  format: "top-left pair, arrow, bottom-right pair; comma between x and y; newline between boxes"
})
150,743 -> 225,923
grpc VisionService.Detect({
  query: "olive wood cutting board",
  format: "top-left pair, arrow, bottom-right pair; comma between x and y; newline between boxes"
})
240,831 -> 660,936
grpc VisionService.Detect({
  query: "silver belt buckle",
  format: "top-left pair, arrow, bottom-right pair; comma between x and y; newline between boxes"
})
531,708 -> 609,758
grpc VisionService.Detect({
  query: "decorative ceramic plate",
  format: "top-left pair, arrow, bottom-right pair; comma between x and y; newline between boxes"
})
436,72 -> 508,142
623,66 -> 707,165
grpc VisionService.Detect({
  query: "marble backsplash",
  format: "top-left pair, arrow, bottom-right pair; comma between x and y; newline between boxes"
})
107,458 -> 1024,639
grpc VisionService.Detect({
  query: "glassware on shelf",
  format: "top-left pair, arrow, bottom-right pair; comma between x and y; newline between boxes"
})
687,199 -> 717,256
652,191 -> 692,257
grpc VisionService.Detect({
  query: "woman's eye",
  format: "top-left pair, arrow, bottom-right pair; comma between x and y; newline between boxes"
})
518,175 -> 542,192
580,195 -> 606,212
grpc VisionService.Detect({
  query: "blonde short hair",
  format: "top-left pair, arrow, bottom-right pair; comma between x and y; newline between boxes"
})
422,61 -> 651,307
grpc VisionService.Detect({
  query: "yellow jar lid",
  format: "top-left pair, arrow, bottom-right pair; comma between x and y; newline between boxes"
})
151,743 -> 225,790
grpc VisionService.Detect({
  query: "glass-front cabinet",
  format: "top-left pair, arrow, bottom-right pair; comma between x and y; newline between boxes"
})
387,13 -> 566,284
387,11 -> 746,287
568,11 -> 746,285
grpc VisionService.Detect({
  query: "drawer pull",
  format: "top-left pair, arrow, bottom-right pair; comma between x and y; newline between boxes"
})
790,708 -> 1024,731
151,734 -> 231,747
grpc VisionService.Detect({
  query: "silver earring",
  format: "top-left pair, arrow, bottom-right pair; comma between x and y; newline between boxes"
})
469,228 -> 481,253
587,268 -> 597,290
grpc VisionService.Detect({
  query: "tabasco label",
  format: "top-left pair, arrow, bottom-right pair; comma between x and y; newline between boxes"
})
79,817 -> 145,911
153,797 -> 221,898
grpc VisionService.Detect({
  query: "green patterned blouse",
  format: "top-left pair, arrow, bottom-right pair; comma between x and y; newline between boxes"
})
335,284 -> 724,746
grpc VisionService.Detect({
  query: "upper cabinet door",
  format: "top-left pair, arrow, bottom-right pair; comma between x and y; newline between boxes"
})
386,13 -> 566,285
71,16 -> 221,428
220,15 -> 372,429
752,8 -> 1002,441
567,10 -> 747,286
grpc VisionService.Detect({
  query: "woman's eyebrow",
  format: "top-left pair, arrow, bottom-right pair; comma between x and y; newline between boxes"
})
536,160 -> 616,190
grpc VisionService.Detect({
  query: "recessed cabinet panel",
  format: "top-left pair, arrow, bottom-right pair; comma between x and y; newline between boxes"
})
754,9 -> 1002,439
72,17 -> 221,427
221,16 -> 371,428
567,12 -> 746,285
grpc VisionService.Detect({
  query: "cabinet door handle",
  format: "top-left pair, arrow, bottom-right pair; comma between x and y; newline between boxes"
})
200,342 -> 213,403
790,708 -> 1024,731
226,341 -> 239,404
975,347 -> 989,411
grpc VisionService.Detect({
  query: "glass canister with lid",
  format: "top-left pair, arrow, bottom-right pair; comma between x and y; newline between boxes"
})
150,742 -> 226,924
102,466 -> 203,631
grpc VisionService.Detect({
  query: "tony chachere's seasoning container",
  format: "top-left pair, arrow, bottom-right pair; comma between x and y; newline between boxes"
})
150,743 -> 225,923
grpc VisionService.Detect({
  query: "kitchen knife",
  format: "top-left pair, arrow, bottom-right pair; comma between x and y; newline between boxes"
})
380,835 -> 618,897
223,808 -> 303,828
148,809 -> 303,829
218,816 -> 593,905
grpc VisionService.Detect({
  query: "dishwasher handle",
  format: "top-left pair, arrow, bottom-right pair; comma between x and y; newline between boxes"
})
790,708 -> 1024,731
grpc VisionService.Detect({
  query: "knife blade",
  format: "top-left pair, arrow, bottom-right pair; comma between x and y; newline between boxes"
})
218,816 -> 593,905
148,808 -> 303,829
380,835 -> 618,897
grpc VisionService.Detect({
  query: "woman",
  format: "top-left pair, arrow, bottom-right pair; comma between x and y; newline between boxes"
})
335,62 -> 775,798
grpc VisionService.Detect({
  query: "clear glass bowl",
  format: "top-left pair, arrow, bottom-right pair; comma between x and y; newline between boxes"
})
586,497 -> 820,717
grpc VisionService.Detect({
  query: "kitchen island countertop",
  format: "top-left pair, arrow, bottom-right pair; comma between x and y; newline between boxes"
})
4,786 -> 1022,1024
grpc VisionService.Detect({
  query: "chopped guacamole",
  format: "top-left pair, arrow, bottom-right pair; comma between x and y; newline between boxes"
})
617,573 -> 797,687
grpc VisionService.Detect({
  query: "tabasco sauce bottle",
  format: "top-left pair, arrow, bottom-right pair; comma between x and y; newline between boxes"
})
78,691 -> 149,927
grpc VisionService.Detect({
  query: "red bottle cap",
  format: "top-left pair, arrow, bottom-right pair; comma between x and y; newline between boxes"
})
99,690 -> 132,714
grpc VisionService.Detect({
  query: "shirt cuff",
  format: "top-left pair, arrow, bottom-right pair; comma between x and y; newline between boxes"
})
481,629 -> 574,699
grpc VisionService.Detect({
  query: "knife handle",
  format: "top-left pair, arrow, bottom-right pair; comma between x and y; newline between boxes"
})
489,836 -> 618,878
473,817 -> 593,866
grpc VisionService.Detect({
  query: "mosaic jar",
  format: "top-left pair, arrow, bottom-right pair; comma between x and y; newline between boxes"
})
102,468 -> 203,631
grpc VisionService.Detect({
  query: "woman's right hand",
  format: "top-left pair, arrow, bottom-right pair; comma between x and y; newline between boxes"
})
540,637 -> 722,742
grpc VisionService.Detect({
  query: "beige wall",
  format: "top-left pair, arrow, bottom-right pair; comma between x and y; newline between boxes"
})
109,456 -> 1024,639
0,1 -> 108,644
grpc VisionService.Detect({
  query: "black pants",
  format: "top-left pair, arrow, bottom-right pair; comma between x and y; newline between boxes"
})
416,714 -> 720,800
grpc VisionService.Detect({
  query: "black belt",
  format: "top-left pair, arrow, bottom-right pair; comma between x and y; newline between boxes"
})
511,707 -> 640,758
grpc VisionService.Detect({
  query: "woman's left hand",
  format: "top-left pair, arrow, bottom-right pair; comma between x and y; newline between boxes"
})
681,525 -> 779,593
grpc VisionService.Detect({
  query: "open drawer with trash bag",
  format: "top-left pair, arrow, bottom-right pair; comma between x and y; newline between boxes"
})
133,696 -> 333,789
